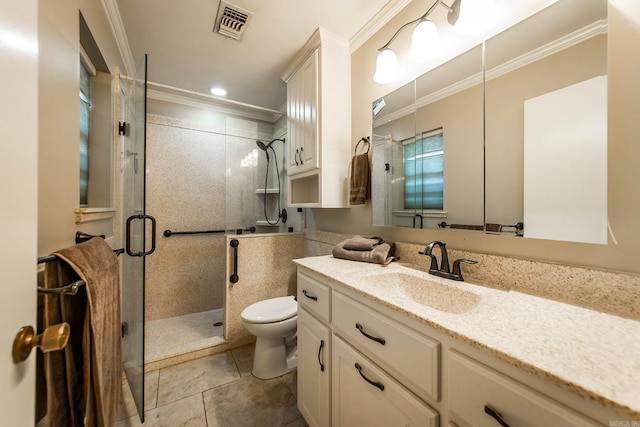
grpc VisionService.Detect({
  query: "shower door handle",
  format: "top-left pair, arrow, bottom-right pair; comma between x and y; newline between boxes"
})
125,214 -> 157,257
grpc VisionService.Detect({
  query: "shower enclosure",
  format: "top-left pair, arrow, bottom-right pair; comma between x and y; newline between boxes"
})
142,110 -> 295,365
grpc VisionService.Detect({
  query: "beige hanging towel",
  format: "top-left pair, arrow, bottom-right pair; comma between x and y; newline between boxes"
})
55,237 -> 122,427
349,153 -> 371,205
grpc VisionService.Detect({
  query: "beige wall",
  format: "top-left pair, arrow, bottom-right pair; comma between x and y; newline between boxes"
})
308,0 -> 640,275
225,234 -> 305,344
38,0 -> 125,257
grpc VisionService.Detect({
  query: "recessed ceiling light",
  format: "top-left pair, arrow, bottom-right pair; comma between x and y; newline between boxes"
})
210,87 -> 227,96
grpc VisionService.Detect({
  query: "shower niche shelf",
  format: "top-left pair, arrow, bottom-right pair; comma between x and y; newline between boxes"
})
255,188 -> 280,194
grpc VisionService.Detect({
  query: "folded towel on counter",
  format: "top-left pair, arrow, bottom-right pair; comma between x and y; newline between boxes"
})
332,237 -> 395,265
342,235 -> 383,251
349,153 -> 370,205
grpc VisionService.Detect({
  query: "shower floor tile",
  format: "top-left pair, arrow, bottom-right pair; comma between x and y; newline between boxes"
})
145,309 -> 225,363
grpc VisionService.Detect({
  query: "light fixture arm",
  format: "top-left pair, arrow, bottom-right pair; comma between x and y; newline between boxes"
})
378,0 -> 454,51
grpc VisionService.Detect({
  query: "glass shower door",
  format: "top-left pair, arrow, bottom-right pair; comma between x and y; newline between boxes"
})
122,54 -> 149,422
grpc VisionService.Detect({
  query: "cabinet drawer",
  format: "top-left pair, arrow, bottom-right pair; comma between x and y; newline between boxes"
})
332,336 -> 438,427
448,350 -> 600,427
297,271 -> 330,323
332,291 -> 440,402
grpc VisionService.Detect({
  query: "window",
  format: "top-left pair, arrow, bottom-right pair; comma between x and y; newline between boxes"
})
79,59 -> 91,206
404,128 -> 444,210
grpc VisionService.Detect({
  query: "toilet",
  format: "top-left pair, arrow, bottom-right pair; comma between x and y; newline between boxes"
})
240,296 -> 298,379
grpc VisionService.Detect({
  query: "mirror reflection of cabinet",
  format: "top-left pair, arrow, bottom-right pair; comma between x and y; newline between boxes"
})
371,0 -> 608,243
372,82 -> 416,227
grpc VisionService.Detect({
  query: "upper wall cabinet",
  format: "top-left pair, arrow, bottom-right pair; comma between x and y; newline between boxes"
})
284,28 -> 351,208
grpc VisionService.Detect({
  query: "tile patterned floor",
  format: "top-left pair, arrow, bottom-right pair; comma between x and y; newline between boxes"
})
117,343 -> 307,427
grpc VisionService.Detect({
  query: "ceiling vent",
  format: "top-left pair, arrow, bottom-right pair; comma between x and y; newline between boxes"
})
214,1 -> 253,41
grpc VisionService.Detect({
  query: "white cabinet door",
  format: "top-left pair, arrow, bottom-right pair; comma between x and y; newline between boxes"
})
298,308 -> 331,427
332,337 -> 438,427
287,49 -> 318,175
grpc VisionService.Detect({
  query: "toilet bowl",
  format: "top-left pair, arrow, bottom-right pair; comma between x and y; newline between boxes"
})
241,296 -> 298,379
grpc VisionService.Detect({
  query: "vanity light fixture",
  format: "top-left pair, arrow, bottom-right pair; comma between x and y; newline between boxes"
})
374,0 -> 494,84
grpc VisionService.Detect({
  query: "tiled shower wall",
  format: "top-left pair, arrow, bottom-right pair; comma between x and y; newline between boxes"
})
145,113 -> 298,321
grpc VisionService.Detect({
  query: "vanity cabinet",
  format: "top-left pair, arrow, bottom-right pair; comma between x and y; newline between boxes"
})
297,269 -> 440,426
284,28 -> 351,208
296,263 -> 616,426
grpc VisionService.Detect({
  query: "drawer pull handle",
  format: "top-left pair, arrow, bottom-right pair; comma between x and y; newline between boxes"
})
484,405 -> 511,427
355,323 -> 386,345
302,289 -> 318,301
355,363 -> 384,391
318,339 -> 325,372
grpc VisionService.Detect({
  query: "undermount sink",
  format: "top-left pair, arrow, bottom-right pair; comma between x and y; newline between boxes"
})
358,271 -> 481,314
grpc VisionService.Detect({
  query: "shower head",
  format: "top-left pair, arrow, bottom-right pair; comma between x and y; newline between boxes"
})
256,138 -> 285,152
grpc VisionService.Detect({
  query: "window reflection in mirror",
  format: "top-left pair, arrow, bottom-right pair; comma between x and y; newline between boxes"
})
415,45 -> 484,231
484,0 -> 607,243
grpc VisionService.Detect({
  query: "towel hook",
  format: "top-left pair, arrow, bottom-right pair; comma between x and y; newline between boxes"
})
354,137 -> 370,155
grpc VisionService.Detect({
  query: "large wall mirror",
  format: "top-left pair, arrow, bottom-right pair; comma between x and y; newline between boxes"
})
372,0 -> 608,244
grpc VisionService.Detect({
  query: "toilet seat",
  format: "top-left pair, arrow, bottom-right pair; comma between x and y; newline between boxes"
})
241,296 -> 297,324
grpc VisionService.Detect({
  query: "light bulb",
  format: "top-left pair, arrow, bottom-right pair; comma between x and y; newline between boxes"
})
455,0 -> 497,35
408,20 -> 441,63
210,87 -> 227,96
373,49 -> 400,84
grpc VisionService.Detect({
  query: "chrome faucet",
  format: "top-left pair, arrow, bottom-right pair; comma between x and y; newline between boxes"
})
419,241 -> 477,281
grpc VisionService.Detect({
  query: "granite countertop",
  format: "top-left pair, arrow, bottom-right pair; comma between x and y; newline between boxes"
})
293,255 -> 640,419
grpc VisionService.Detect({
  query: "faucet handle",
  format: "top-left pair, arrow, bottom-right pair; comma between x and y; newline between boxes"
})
451,259 -> 477,281
418,250 -> 439,271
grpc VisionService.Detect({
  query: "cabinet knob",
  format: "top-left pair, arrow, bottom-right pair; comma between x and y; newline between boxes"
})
12,323 -> 70,363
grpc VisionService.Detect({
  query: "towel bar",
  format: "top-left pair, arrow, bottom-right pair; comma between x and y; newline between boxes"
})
164,227 -> 256,237
36,246 -> 123,295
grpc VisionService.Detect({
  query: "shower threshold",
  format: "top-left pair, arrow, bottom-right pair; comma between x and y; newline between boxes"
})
145,308 -> 225,363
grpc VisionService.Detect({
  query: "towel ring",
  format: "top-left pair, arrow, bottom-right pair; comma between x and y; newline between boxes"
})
354,137 -> 370,155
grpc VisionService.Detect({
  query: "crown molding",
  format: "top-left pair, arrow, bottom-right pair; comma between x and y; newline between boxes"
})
147,89 -> 282,123
281,27 -> 349,82
350,0 -> 413,53
101,0 -> 136,76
